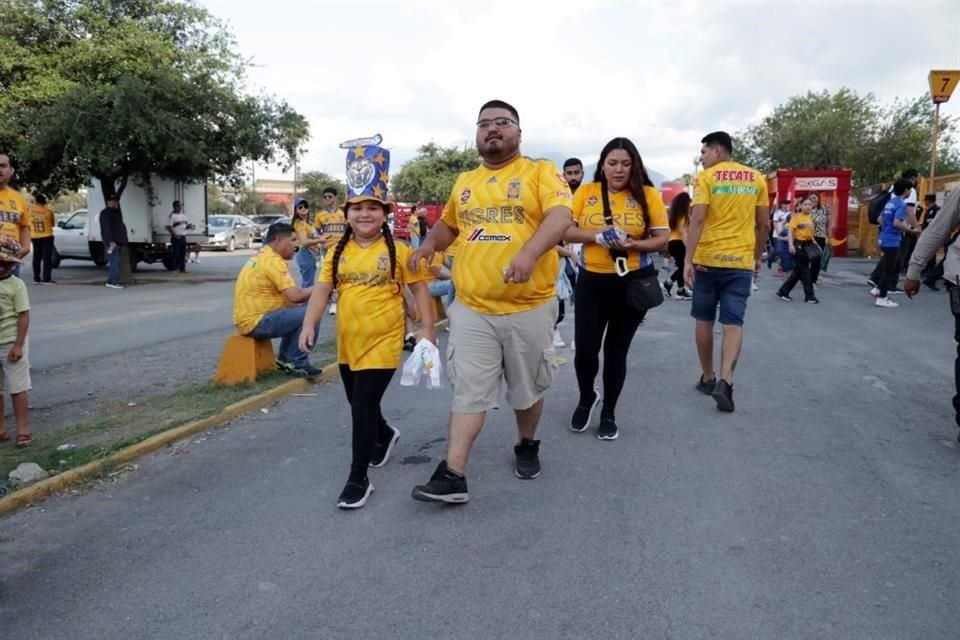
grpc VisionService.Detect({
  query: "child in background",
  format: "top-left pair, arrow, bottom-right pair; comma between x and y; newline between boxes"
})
0,237 -> 32,448
299,142 -> 435,509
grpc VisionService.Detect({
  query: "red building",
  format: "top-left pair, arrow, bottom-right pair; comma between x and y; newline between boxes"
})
766,169 -> 853,257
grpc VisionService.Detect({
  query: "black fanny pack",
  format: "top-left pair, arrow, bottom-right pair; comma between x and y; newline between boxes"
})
601,183 -> 663,313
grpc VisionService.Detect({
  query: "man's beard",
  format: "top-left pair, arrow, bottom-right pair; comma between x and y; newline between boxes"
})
568,179 -> 581,193
479,137 -> 519,163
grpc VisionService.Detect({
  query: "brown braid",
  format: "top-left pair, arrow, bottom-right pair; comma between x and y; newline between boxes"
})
329,225 -> 353,289
381,221 -> 400,293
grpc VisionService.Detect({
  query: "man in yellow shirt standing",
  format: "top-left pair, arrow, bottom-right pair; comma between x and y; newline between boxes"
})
684,131 -> 770,413
29,194 -> 56,284
233,222 -> 321,378
0,154 -> 32,278
409,99 -> 573,503
314,186 -> 347,315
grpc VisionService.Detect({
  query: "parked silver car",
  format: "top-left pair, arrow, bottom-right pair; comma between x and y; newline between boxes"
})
249,214 -> 290,242
202,215 -> 256,251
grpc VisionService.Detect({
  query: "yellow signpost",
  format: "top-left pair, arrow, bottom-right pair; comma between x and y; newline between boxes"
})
928,70 -> 960,190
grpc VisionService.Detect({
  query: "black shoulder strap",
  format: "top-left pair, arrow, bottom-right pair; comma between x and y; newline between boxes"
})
601,181 -> 628,264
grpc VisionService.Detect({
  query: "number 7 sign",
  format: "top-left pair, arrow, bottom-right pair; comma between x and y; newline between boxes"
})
929,70 -> 960,104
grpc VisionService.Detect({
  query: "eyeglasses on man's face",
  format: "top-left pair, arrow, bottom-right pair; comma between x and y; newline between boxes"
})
476,117 -> 518,130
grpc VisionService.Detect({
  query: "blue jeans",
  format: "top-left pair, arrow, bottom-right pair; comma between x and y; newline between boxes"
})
428,279 -> 455,307
690,266 -> 752,326
296,248 -> 318,287
777,239 -> 794,272
107,246 -> 122,285
248,306 -> 317,367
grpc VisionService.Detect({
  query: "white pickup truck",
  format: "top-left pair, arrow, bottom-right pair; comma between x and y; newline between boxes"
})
52,178 -> 208,271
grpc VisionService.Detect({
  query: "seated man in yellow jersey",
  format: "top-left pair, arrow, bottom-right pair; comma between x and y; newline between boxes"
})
233,222 -> 321,378
409,99 -> 573,504
314,186 -> 347,315
684,132 -> 770,413
0,153 -> 33,279
29,194 -> 56,284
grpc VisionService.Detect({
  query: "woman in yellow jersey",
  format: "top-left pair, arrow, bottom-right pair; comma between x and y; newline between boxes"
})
663,192 -> 692,300
563,138 -> 669,440
776,197 -> 819,303
298,142 -> 435,509
292,199 -> 324,287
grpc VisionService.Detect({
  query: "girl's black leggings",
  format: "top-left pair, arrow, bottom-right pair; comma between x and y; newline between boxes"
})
667,239 -> 686,286
573,268 -> 647,416
338,365 -> 395,477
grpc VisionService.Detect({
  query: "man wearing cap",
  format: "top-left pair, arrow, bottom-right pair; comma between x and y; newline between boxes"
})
233,222 -> 321,378
0,153 -> 32,277
0,236 -> 33,448
409,99 -> 573,504
100,192 -> 128,289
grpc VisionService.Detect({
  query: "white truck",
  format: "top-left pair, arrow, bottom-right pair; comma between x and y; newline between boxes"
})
53,177 -> 209,271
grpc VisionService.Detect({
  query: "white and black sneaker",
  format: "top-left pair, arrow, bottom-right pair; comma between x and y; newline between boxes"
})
597,412 -> 619,440
337,476 -> 373,509
369,424 -> 400,468
412,460 -> 469,504
570,389 -> 601,432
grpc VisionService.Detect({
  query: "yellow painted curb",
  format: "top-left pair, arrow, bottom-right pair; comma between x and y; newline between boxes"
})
0,362 -> 340,515
0,319 -> 448,515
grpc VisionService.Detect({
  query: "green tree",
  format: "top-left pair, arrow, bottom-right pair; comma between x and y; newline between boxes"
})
299,171 -> 346,207
737,88 -> 958,188
391,143 -> 481,203
0,0 -> 309,199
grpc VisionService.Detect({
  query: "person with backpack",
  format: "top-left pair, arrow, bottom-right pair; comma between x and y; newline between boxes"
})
868,170 -> 920,291
871,179 -> 919,308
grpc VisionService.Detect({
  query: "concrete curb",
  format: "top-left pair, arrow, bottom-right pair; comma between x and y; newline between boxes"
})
0,363 -> 339,515
0,318 -> 449,515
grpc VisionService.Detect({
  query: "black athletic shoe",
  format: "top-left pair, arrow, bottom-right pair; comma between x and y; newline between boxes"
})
777,292 -> 792,302
597,413 -> 619,441
695,375 -> 716,395
514,438 -> 541,479
570,389 -> 601,432
337,476 -> 373,509
289,363 -> 323,378
412,460 -> 469,504
805,297 -> 819,304
369,424 -> 400,468
712,379 -> 735,412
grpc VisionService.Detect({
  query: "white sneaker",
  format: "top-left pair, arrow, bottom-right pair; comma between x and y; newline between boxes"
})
570,339 -> 575,352
752,282 -> 759,292
869,287 -> 880,297
328,302 -> 337,315
105,283 -> 125,289
875,297 -> 898,308
553,328 -> 565,348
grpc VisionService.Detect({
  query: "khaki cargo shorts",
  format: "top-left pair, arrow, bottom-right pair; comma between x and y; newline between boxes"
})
0,341 -> 31,394
446,299 -> 558,413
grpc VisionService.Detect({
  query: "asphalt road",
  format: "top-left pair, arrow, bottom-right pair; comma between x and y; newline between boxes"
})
1,259 -> 959,639
15,248 -> 335,433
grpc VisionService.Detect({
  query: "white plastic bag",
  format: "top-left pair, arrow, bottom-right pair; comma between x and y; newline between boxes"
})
400,339 -> 443,389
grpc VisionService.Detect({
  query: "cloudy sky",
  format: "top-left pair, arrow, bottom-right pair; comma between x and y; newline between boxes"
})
202,0 -> 960,185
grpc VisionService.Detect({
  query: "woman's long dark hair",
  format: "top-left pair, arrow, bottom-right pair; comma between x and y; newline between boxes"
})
594,137 -> 653,226
330,203 -> 397,291
669,192 -> 691,231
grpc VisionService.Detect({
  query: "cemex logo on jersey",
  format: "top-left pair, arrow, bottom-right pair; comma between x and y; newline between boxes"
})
467,227 -> 512,243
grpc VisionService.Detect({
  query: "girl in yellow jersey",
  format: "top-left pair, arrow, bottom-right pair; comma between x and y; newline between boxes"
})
664,192 -> 692,300
776,197 -> 819,303
563,138 -> 669,440
298,143 -> 435,509
292,199 -> 324,287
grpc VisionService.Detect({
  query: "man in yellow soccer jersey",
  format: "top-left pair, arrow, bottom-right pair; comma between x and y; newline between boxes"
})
314,186 -> 347,315
29,194 -> 56,284
409,99 -> 573,504
233,222 -> 321,378
684,131 -> 770,413
0,153 -> 32,278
